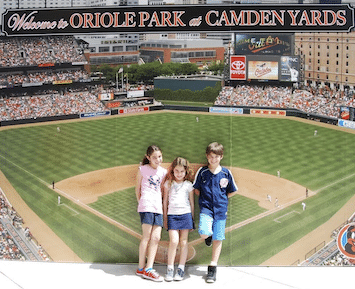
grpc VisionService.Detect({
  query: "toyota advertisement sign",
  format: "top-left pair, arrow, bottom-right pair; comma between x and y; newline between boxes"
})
230,56 -> 246,80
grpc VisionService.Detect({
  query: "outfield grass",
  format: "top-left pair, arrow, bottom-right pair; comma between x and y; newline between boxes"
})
0,112 -> 355,265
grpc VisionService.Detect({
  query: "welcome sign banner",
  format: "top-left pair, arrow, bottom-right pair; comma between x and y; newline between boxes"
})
1,4 -> 354,36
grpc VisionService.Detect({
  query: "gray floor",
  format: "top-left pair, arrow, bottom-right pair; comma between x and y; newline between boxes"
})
0,260 -> 350,289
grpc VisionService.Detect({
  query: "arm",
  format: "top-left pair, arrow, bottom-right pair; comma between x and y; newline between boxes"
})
162,182 -> 169,229
135,169 -> 142,203
189,189 -> 195,219
192,167 -> 202,197
227,170 -> 238,199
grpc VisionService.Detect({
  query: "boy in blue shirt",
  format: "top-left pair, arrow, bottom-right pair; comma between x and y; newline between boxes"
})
193,142 -> 238,283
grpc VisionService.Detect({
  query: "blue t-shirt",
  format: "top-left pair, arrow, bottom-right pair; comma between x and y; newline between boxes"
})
193,166 -> 238,220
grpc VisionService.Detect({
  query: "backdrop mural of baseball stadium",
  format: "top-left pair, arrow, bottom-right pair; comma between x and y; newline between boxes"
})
1,4 -> 354,36
1,2 -> 355,272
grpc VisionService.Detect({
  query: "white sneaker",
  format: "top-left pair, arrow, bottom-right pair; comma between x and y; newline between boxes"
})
174,268 -> 185,281
165,268 -> 174,282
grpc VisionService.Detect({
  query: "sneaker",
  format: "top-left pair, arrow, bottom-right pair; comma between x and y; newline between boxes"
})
136,268 -> 144,277
206,266 -> 216,283
142,268 -> 164,282
174,268 -> 185,281
165,268 -> 174,282
205,236 -> 212,247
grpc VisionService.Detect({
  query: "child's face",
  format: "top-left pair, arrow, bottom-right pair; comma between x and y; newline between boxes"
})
173,165 -> 186,182
147,150 -> 163,169
206,152 -> 223,168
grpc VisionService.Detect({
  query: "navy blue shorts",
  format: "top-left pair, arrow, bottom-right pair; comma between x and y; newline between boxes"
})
139,212 -> 163,227
167,213 -> 194,231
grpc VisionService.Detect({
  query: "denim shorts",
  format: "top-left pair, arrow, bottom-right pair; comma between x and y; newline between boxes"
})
139,212 -> 163,227
198,213 -> 226,241
167,213 -> 194,231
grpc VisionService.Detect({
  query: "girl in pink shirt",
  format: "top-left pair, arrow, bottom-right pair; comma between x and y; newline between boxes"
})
135,145 -> 167,282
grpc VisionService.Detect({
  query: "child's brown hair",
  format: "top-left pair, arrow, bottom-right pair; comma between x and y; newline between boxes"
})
141,145 -> 162,165
165,157 -> 194,184
206,142 -> 224,156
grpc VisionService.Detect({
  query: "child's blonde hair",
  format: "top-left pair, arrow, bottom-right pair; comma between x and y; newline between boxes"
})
165,157 -> 194,184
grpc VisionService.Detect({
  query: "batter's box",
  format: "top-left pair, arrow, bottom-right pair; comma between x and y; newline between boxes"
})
274,210 -> 301,223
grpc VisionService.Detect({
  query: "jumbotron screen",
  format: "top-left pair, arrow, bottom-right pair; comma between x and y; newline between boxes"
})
234,33 -> 293,56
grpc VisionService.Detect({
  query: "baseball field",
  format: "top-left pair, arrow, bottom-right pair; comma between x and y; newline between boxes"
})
1,110 -> 355,265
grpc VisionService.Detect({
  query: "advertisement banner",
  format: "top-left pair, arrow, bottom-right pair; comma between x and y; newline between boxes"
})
250,109 -> 286,116
52,80 -> 73,85
338,119 -> 355,130
127,90 -> 145,98
230,55 -> 246,80
210,107 -> 244,114
280,56 -> 300,82
118,106 -> 149,114
248,61 -> 278,80
340,106 -> 350,120
98,92 -> 114,101
2,5 -> 354,36
80,111 -> 111,118
106,101 -> 122,108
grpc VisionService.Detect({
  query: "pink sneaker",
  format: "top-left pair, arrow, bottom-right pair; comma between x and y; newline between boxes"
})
142,268 -> 163,282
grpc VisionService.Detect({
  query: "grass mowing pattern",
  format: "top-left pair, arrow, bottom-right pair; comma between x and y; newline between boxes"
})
1,112 -> 355,264
89,187 -> 267,242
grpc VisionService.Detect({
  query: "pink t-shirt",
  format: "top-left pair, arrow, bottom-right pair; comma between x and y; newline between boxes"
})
137,164 -> 167,214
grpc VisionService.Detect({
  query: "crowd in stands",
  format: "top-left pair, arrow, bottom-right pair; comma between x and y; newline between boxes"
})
0,189 -> 50,261
322,250 -> 355,266
0,90 -> 106,121
2,83 -> 355,121
215,85 -> 355,118
0,192 -> 25,260
0,36 -> 86,67
0,223 -> 24,260
0,69 -> 90,87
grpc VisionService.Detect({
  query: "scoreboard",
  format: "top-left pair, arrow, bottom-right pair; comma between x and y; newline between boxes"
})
231,33 -> 300,83
230,54 -> 300,83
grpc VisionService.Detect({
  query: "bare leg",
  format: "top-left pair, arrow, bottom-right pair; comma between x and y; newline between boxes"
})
139,223 -> 153,269
145,225 -> 162,269
178,230 -> 189,266
211,240 -> 222,265
167,230 -> 179,266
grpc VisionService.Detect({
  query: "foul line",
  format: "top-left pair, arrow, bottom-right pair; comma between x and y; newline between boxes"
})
314,172 -> 355,193
54,187 -> 142,239
59,203 -> 79,216
0,154 -> 48,186
0,152 -> 141,240
274,210 -> 301,223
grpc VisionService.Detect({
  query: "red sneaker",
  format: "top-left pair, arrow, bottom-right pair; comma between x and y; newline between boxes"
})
142,268 -> 163,282
136,268 -> 144,277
